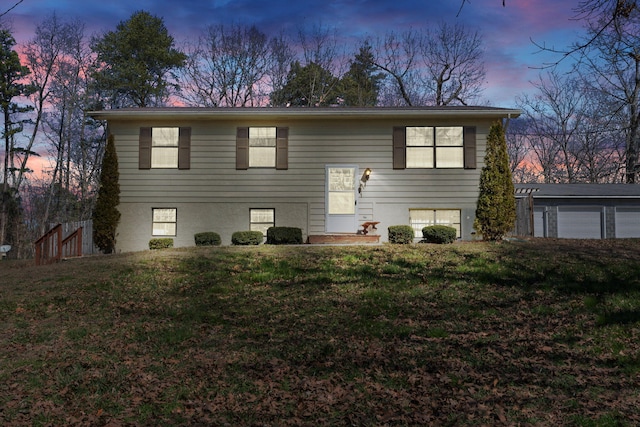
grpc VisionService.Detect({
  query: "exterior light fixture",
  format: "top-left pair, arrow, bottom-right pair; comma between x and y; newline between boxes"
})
359,168 -> 372,194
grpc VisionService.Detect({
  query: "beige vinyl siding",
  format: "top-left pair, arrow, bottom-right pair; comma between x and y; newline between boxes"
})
108,116 -> 492,250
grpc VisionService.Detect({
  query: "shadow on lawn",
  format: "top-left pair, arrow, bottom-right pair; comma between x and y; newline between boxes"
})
460,239 -> 640,326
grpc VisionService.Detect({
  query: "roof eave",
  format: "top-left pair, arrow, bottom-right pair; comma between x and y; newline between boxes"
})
88,107 -> 522,121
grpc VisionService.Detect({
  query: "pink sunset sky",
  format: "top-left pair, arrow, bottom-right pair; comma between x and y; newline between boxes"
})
3,0 -> 585,179
5,0 -> 585,107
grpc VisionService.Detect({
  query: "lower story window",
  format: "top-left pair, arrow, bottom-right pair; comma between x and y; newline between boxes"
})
250,208 -> 275,235
152,208 -> 177,236
410,209 -> 461,238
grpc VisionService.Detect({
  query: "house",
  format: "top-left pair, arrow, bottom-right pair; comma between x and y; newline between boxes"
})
514,183 -> 640,239
89,107 -> 521,252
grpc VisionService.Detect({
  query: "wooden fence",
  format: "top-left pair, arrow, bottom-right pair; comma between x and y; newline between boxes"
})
34,220 -> 98,265
512,193 -> 535,237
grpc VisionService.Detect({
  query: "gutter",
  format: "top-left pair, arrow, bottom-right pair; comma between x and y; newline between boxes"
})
88,107 -> 522,121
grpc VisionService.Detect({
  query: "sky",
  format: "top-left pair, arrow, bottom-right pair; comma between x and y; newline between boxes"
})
4,0 -> 586,107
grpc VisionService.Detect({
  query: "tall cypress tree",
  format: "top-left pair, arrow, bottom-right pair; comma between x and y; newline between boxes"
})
475,121 -> 516,241
92,135 -> 120,253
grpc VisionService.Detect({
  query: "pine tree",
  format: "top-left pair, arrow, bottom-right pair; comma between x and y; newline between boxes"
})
475,121 -> 516,241
340,42 -> 385,106
91,10 -> 186,108
92,135 -> 120,253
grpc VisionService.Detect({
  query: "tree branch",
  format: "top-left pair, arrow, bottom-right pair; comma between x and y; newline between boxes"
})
0,0 -> 24,19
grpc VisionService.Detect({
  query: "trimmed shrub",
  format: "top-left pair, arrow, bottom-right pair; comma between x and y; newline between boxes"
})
422,225 -> 457,244
232,231 -> 263,245
388,225 -> 415,244
149,238 -> 173,250
266,227 -> 303,245
194,232 -> 221,246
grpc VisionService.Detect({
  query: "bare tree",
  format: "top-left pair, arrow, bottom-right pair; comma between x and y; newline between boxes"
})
516,92 -> 564,183
180,24 -> 271,107
578,1 -> 640,182
372,30 -> 421,106
420,22 -> 485,106
267,32 -> 295,105
296,23 -> 346,106
506,118 -> 538,182
372,24 -> 486,106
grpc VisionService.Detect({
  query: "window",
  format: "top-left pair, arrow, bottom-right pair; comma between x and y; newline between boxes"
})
152,208 -> 177,236
139,127 -> 191,169
152,127 -> 179,168
393,126 -> 476,169
250,208 -> 275,235
249,127 -> 276,167
410,209 -> 461,238
237,127 -> 288,170
405,126 -> 463,168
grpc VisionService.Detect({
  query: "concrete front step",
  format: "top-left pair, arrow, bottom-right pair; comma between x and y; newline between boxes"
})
307,234 -> 380,244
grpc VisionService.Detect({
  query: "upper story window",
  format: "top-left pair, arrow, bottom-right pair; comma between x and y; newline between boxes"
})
139,127 -> 191,170
394,126 -> 476,170
151,127 -> 179,168
249,127 -> 276,167
237,127 -> 288,170
406,126 -> 464,168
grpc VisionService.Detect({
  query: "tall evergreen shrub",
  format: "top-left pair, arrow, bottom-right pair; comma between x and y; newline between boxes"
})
474,121 -> 516,241
93,135 -> 121,253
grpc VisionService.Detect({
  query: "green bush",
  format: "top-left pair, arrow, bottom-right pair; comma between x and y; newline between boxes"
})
422,225 -> 457,244
266,227 -> 303,245
149,238 -> 173,250
475,121 -> 516,241
388,225 -> 415,244
93,135 -> 120,254
194,232 -> 221,246
232,231 -> 263,245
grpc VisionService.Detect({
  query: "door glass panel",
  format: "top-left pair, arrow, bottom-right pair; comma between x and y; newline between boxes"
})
329,192 -> 355,214
328,167 -> 356,215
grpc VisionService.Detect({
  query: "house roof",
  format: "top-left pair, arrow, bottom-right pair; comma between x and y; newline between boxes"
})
515,183 -> 640,198
88,106 -> 521,121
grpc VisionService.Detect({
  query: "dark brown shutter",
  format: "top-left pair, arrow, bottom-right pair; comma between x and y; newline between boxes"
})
178,127 -> 191,170
236,127 -> 249,170
463,126 -> 476,169
393,126 -> 406,170
276,127 -> 288,170
139,127 -> 152,169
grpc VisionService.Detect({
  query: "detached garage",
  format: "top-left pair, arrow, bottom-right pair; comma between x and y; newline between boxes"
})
514,184 -> 640,239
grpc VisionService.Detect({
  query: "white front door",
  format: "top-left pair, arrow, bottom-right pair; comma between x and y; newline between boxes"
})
326,165 -> 358,233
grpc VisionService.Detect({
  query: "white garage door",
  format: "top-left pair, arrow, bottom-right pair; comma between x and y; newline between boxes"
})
616,207 -> 640,238
557,206 -> 603,239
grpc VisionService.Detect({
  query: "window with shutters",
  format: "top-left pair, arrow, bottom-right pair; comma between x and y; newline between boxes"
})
394,126 -> 475,170
139,127 -> 190,170
406,126 -> 464,168
249,127 -> 276,167
236,127 -> 288,170
151,127 -> 179,168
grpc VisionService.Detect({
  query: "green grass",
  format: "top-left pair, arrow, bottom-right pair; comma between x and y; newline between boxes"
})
1,239 -> 640,425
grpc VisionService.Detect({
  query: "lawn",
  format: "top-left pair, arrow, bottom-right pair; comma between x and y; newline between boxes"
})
1,239 -> 640,426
